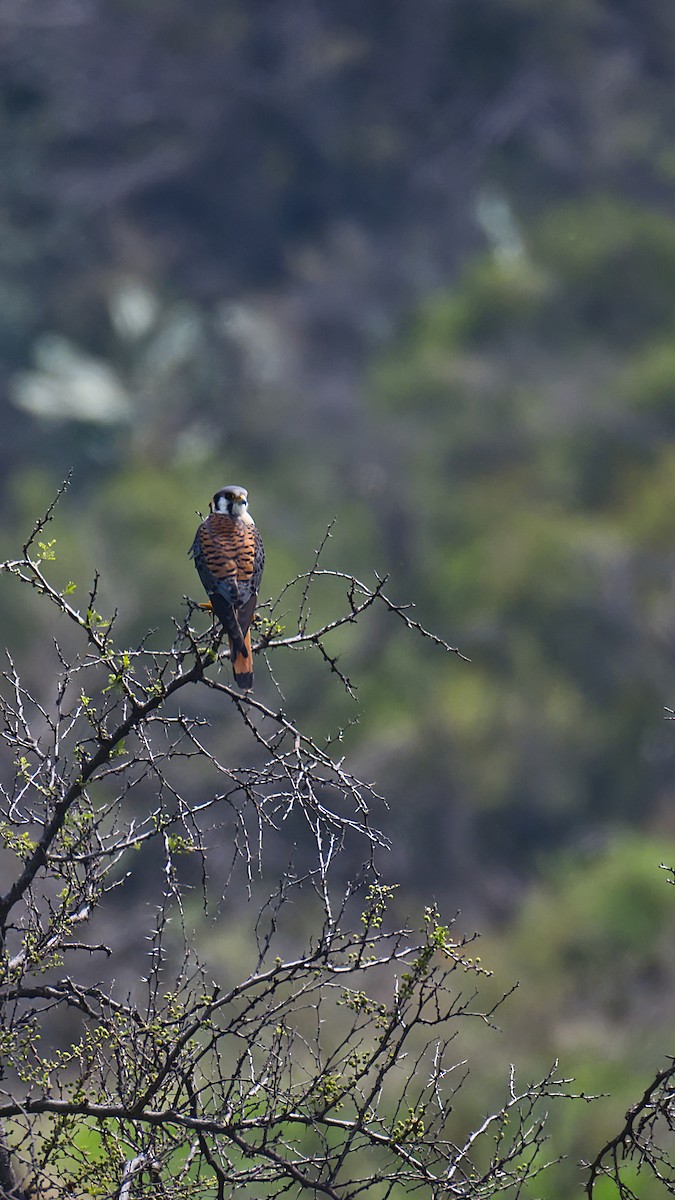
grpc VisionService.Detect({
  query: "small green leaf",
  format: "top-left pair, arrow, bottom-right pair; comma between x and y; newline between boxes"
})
37,539 -> 57,561
86,608 -> 110,630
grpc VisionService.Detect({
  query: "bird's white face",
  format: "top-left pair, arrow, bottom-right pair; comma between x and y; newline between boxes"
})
213,488 -> 252,521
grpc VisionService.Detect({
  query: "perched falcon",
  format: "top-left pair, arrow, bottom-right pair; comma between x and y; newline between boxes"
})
189,485 -> 265,690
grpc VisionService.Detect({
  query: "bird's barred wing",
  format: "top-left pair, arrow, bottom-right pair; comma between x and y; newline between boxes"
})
190,515 -> 261,609
236,527 -> 265,635
189,529 -> 237,607
252,526 -> 265,594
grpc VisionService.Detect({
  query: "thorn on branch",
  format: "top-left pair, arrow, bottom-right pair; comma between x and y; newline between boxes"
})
22,471 -> 73,558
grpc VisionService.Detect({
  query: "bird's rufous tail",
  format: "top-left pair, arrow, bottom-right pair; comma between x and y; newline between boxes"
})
230,628 -> 253,690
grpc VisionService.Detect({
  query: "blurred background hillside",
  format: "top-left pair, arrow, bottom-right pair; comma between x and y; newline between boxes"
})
3,1 -> 675,1191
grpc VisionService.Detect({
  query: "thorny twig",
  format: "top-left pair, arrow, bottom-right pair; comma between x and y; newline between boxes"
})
585,1059 -> 675,1199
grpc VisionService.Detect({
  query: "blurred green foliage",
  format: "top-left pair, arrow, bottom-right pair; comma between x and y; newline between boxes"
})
367,198 -> 675,896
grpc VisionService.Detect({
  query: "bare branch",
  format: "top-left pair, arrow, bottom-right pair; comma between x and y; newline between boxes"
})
585,1059 -> 675,1199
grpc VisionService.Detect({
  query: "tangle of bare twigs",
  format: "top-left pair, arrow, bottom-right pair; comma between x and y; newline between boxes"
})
0,482 -> 585,1200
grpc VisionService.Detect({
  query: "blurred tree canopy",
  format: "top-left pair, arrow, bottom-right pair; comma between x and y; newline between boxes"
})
2,0 -> 675,889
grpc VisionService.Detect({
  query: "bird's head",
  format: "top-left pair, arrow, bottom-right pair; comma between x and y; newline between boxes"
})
211,485 -> 250,518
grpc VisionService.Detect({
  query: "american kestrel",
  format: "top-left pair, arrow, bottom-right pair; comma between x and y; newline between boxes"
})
189,485 -> 265,690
